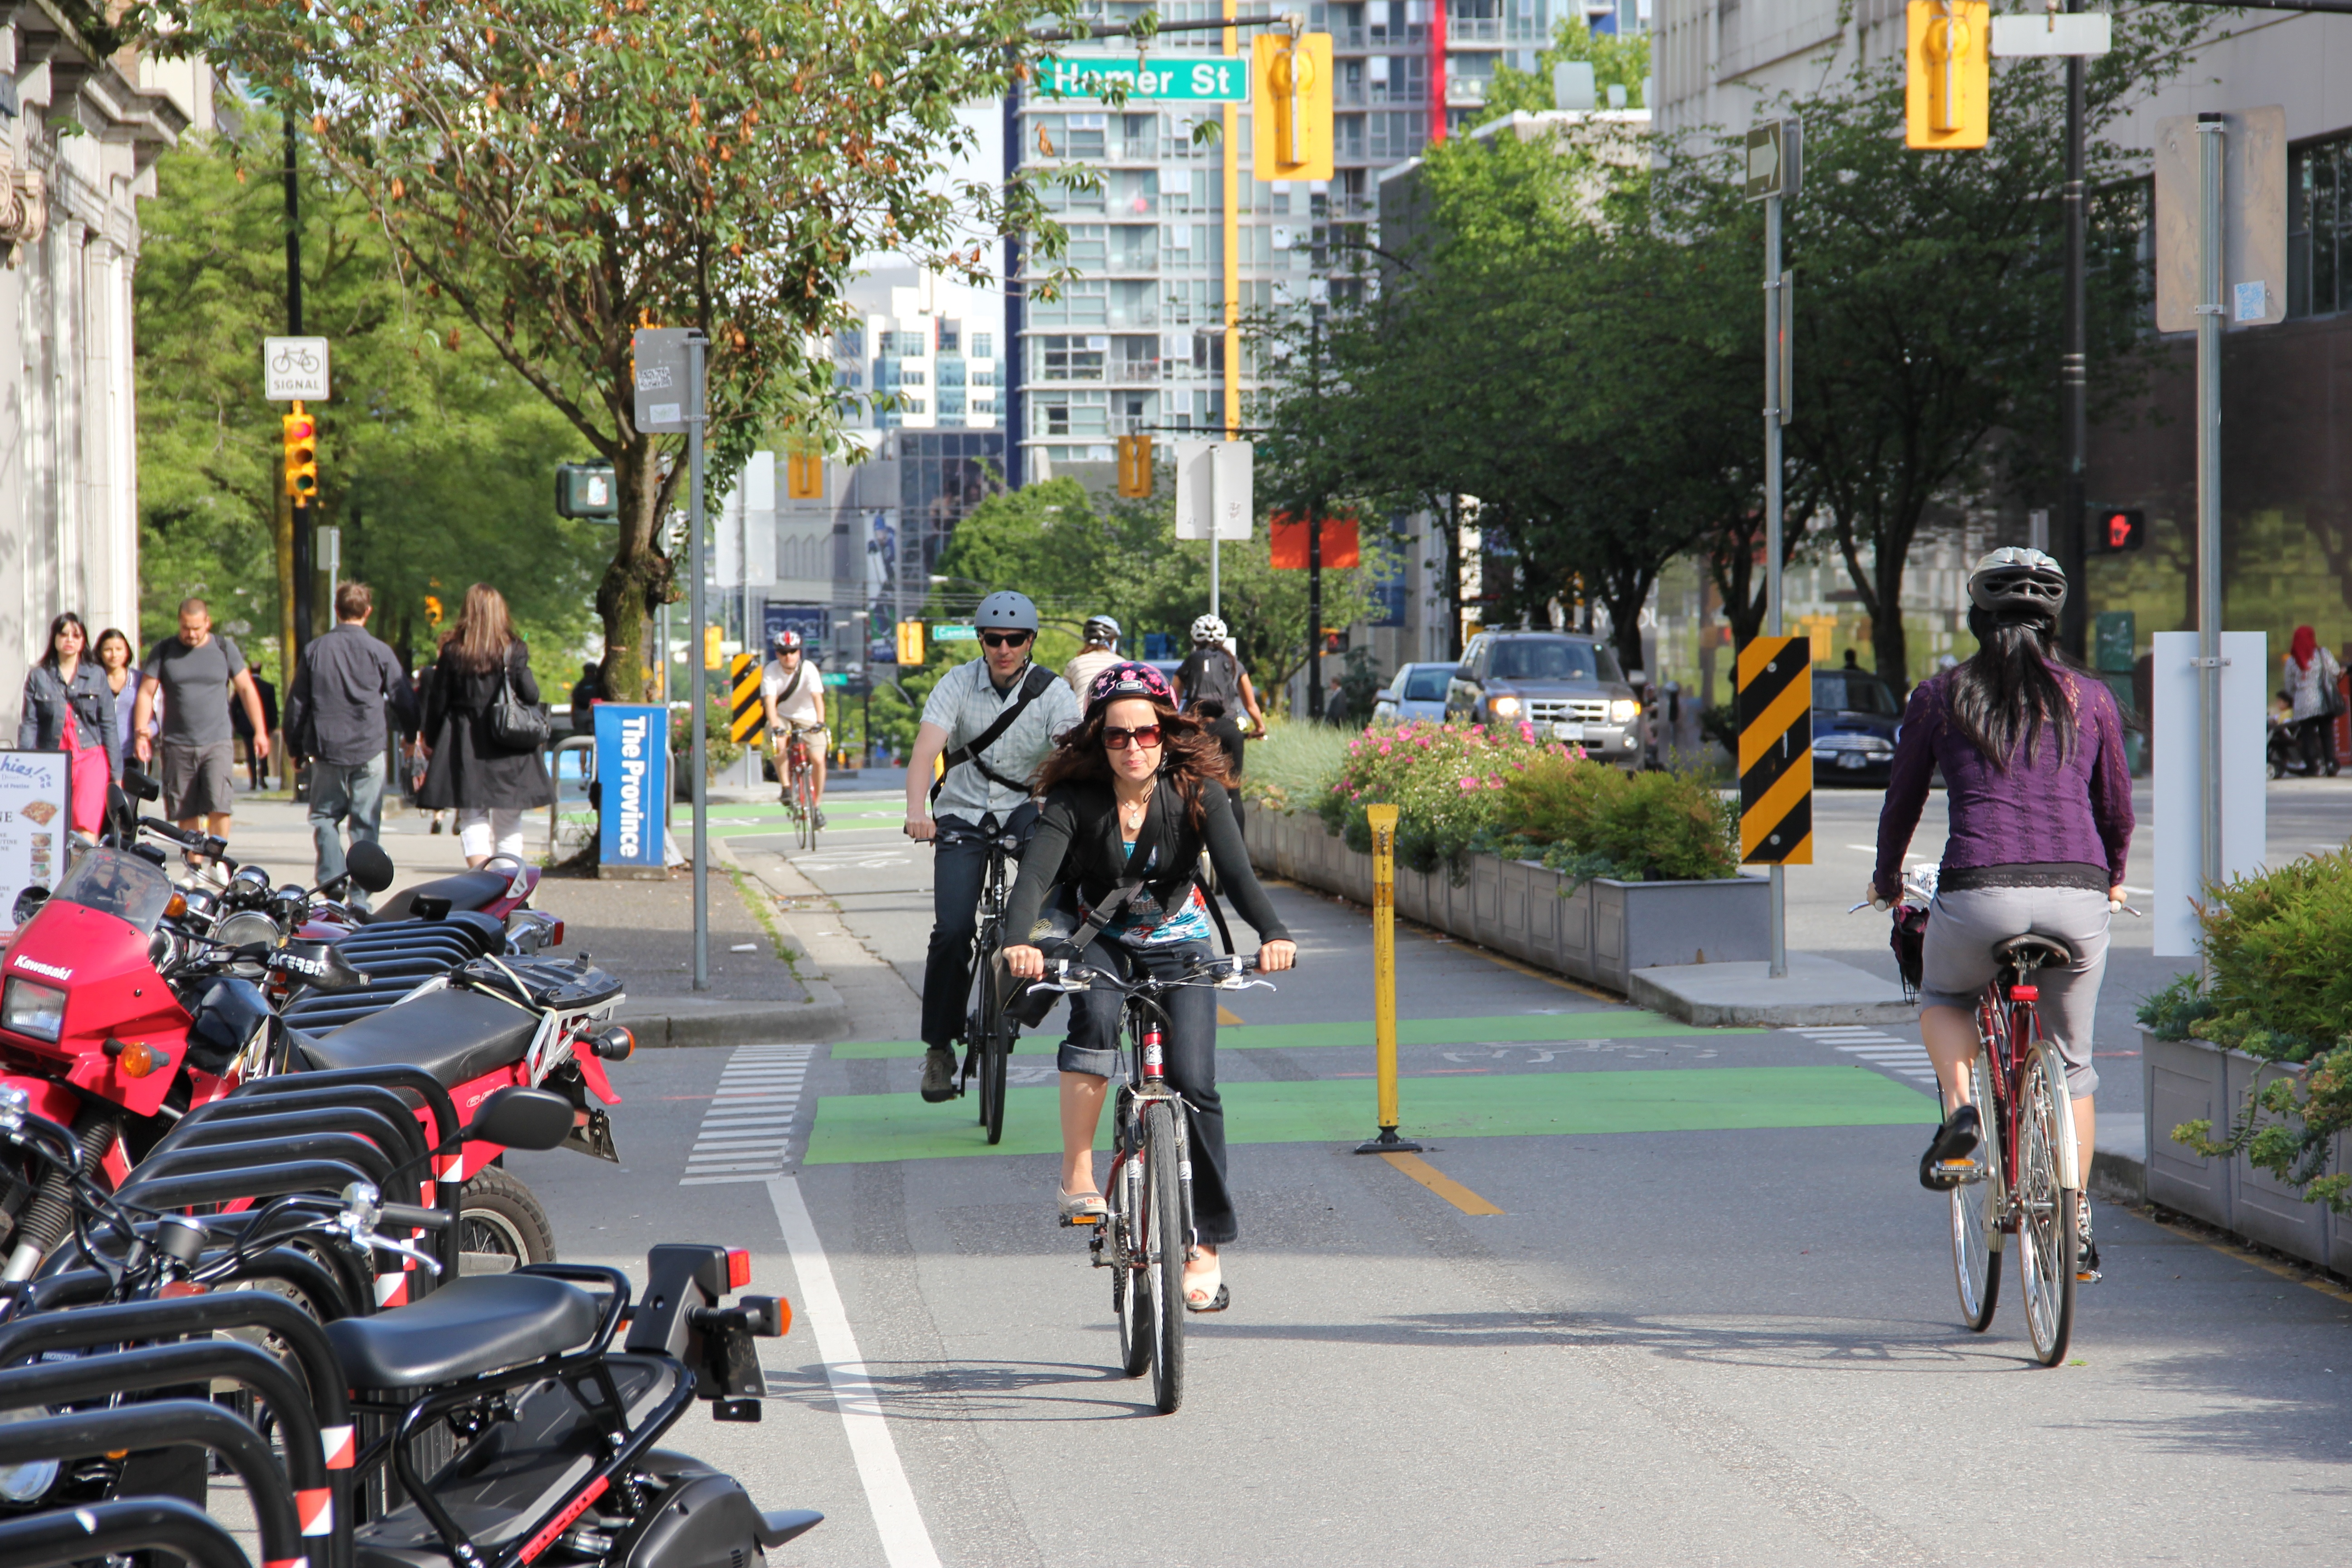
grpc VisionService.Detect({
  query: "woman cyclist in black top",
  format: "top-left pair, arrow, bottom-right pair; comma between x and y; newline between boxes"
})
1002,662 -> 1296,1313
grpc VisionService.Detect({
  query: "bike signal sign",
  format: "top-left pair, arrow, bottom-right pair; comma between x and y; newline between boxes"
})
263,337 -> 330,402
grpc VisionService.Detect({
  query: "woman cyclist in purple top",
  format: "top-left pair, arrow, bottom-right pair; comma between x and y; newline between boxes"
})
1869,547 -> 2134,1278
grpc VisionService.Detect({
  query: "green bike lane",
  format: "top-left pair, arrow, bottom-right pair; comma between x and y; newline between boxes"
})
504,789 -> 2352,1568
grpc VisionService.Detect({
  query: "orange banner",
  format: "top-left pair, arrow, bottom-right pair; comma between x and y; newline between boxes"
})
1270,511 -> 1360,569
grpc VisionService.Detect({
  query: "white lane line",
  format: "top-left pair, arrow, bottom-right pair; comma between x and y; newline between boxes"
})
766,1176 -> 943,1568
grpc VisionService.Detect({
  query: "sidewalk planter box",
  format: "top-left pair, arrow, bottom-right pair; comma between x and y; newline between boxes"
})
2143,1030 -> 2352,1273
1241,807 -> 1769,995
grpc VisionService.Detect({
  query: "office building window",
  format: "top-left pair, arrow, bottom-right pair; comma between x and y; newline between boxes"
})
1037,335 -> 1107,380
937,318 -> 961,353
973,333 -> 994,358
2290,135 -> 2352,318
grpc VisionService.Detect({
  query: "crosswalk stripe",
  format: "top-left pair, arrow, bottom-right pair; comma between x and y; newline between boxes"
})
679,1044 -> 814,1187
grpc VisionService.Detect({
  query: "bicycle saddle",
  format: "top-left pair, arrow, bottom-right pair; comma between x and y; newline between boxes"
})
1992,933 -> 2075,972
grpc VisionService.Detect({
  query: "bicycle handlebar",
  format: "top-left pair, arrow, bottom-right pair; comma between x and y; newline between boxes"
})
1022,951 -> 1279,999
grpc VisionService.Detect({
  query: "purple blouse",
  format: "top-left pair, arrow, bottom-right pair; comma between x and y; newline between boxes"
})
1873,669 -> 2134,901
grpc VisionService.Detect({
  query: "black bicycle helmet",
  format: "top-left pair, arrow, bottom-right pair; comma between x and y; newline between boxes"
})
1966,546 -> 2068,621
974,590 -> 1039,633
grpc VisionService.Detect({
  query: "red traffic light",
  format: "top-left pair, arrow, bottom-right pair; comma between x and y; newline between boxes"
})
2092,509 -> 2146,554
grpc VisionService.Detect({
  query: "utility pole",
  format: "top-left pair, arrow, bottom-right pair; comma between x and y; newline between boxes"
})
1306,303 -> 1324,721
687,332 -> 712,993
284,117 -> 313,674
2195,113 -> 2225,908
2058,0 -> 2089,661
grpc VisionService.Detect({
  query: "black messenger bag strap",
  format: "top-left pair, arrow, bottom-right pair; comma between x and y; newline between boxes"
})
1061,783 -> 1166,955
930,664 -> 1056,806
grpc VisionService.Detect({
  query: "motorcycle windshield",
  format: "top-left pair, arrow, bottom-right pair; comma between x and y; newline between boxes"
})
49,848 -> 176,933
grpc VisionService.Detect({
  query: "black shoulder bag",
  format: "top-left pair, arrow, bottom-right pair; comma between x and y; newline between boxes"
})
490,645 -> 552,750
929,663 -> 1059,807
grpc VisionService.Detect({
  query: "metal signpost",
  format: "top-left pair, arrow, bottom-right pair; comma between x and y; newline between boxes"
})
1745,118 -> 1800,978
634,327 -> 711,991
1173,439 -> 1254,617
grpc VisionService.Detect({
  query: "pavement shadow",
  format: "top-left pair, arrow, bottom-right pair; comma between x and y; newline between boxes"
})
764,1355 -> 1158,1421
2072,1344 -> 2352,1471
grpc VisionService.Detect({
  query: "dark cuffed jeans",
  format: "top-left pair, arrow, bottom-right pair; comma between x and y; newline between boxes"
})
1061,937 -> 1236,1246
919,808 -> 1036,1052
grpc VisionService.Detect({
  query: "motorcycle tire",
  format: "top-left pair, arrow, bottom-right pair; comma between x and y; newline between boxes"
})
459,1166 -> 556,1271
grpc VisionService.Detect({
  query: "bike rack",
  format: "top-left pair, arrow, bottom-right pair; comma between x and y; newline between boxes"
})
0,1401 -> 304,1568
549,734 -> 597,860
0,1497 -> 250,1568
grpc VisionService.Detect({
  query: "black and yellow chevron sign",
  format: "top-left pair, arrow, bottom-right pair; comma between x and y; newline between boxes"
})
1737,635 -> 1813,865
729,653 -> 766,745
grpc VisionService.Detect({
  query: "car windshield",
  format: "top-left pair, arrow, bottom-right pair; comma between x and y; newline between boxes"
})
49,848 -> 176,933
1402,668 -> 1451,701
1816,672 -> 1901,716
1489,640 -> 1608,683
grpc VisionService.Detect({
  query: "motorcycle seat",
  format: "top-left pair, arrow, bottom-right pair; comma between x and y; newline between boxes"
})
368,869 -> 514,924
298,988 -> 540,1089
327,1273 -> 599,1390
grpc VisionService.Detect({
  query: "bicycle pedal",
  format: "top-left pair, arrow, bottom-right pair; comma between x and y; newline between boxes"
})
1060,1212 -> 1105,1229
1938,1159 -> 1988,1185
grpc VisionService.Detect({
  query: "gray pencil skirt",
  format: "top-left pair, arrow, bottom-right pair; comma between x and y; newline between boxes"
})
1918,885 -> 2112,1098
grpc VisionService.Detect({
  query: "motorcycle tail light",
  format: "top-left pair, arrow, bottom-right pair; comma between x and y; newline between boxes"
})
0,978 -> 65,1043
549,921 -> 565,947
727,1247 -> 751,1290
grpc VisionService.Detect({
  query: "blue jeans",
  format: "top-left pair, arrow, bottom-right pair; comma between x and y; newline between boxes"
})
309,756 -> 386,910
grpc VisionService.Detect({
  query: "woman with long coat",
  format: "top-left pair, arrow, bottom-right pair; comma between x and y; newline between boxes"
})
417,583 -> 552,867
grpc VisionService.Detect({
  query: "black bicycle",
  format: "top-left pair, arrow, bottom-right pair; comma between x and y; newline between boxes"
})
942,818 -> 1026,1145
1025,951 -> 1274,1414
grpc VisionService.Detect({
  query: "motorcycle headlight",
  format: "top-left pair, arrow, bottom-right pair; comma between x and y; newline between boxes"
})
1609,699 -> 1642,725
1489,695 -> 1522,719
1,977 -> 65,1044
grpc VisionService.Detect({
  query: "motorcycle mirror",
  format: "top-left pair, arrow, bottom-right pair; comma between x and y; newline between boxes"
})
120,765 -> 161,803
10,886 -> 48,926
468,1086 -> 576,1153
343,840 -> 396,895
269,939 -> 369,992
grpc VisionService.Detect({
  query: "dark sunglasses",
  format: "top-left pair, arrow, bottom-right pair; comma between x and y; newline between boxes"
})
1103,723 -> 1163,750
981,631 -> 1033,649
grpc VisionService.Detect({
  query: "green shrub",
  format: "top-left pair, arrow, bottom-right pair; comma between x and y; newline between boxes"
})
1484,752 -> 1740,885
2135,972 -> 2214,1042
1318,718 -> 1569,874
1239,718 -> 1352,814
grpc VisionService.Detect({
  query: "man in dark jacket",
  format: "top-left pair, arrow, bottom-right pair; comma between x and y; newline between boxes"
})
283,582 -> 416,911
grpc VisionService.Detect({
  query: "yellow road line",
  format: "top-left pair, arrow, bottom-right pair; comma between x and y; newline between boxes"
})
2143,1212 -> 2352,1305
1217,1004 -> 1244,1026
1381,1152 -> 1504,1215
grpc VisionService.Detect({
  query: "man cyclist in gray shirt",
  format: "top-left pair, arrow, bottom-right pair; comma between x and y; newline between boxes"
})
903,590 -> 1081,1102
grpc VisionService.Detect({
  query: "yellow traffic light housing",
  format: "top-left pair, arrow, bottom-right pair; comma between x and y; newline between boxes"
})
1116,433 -> 1153,498
1252,31 -> 1334,182
895,619 -> 924,666
786,449 -> 824,500
1906,0 -> 1989,150
282,403 -> 319,501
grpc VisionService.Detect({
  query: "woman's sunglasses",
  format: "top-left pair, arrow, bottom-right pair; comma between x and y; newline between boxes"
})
981,631 -> 1033,649
1102,723 -> 1163,751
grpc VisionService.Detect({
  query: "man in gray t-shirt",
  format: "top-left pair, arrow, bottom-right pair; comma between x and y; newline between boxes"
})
132,597 -> 272,837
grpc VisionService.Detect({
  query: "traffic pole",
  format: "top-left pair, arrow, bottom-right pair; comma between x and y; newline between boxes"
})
687,331 -> 711,993
2195,114 -> 2225,945
1763,171 -> 1787,980
1355,804 -> 1421,1154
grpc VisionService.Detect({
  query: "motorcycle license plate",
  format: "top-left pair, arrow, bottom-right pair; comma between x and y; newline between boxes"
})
1551,721 -> 1586,742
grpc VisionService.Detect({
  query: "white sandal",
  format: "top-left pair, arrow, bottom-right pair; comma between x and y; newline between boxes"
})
1183,1249 -> 1229,1313
1057,1189 -> 1107,1226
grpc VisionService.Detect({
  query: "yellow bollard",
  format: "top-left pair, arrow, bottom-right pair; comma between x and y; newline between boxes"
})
1355,804 -> 1423,1154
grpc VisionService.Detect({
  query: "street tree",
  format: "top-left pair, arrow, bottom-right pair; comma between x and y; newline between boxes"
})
145,0 -> 1081,701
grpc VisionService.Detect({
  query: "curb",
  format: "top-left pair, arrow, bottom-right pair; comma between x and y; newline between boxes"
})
2089,1146 -> 2147,1206
615,994 -> 850,1049
1627,973 -> 1917,1028
1624,957 -> 1916,1029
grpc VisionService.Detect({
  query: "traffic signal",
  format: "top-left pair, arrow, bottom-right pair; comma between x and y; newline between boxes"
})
281,404 -> 319,502
1905,0 -> 1989,151
555,461 -> 617,520
786,449 -> 824,500
703,624 -> 723,670
1116,433 -> 1153,498
1252,32 -> 1335,181
2089,509 -> 2148,554
895,619 -> 924,665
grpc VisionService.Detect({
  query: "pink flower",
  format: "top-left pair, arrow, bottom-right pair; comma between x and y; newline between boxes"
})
1518,722 -> 1535,743
1379,744 -> 1393,756
1456,777 -> 1479,792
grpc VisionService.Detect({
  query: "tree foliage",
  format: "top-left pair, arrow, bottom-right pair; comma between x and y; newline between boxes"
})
143,0 -> 1083,701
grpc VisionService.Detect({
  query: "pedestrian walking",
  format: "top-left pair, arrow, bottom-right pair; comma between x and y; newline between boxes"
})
416,583 -> 552,867
234,671 -> 279,791
283,582 -> 417,911
16,612 -> 120,843
92,627 -> 141,760
568,662 -> 599,735
130,598 -> 271,842
2281,625 -> 2344,778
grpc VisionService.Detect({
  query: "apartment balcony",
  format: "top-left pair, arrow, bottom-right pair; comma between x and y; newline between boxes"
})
1110,356 -> 1161,383
1444,16 -> 1504,42
1444,77 -> 1488,106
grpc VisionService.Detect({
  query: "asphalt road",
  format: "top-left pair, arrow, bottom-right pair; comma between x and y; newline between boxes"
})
490,778 -> 2352,1568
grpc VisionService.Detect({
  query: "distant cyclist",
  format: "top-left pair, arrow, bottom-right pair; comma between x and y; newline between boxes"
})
1172,614 -> 1264,781
1870,547 -> 2132,1278
1063,614 -> 1124,699
761,629 -> 828,828
904,590 -> 1081,1102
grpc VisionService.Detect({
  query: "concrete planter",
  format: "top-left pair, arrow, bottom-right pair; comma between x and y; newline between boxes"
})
1241,807 -> 1769,995
2143,1030 -> 2352,1272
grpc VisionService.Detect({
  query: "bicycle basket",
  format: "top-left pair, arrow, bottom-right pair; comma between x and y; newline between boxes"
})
1890,905 -> 1930,1005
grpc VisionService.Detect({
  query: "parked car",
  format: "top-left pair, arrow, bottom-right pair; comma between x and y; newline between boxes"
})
1444,632 -> 1644,768
1372,661 -> 1456,725
1810,667 -> 1902,785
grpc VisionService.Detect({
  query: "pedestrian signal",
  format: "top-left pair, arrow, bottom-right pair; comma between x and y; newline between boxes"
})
2090,509 -> 2147,554
1905,0 -> 1989,151
1252,32 -> 1335,181
1116,433 -> 1153,498
555,461 -> 617,520
895,619 -> 924,666
786,450 -> 824,500
282,406 -> 319,501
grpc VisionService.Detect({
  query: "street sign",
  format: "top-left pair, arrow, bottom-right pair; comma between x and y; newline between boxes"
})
1736,636 -> 1813,865
1989,11 -> 2110,56
821,671 -> 851,687
632,327 -> 697,432
263,337 -> 330,402
729,653 -> 765,744
2154,108 -> 2285,333
933,624 -> 978,642
1037,54 -> 1250,102
1173,439 -> 1254,541
1744,120 -> 1801,202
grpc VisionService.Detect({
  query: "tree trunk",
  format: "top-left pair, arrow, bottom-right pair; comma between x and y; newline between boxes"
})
596,432 -> 674,703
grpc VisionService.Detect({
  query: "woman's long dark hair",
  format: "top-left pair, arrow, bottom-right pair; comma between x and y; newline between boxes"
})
40,612 -> 88,671
1033,697 -> 1232,828
1947,607 -> 2082,769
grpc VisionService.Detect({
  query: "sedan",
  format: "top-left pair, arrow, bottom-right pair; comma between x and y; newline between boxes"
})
1371,662 -> 1456,725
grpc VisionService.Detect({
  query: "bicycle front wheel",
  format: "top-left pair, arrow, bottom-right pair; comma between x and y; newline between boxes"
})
965,946 -> 997,1127
2015,1043 -> 2078,1366
981,1004 -> 1010,1146
1145,1100 -> 1186,1413
1111,1128 -> 1152,1378
794,761 -> 816,851
1951,1046 -> 2002,1333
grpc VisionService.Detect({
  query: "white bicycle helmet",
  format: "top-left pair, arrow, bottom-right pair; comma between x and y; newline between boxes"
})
1083,614 -> 1122,647
1189,613 -> 1228,646
1966,547 -> 2068,619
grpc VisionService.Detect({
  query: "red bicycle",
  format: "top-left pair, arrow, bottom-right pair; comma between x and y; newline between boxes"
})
778,728 -> 818,852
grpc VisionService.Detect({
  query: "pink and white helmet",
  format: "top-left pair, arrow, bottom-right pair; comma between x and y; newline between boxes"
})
1084,660 -> 1173,716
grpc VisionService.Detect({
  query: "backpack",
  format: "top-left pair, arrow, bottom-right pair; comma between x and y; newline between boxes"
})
1185,649 -> 1241,715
